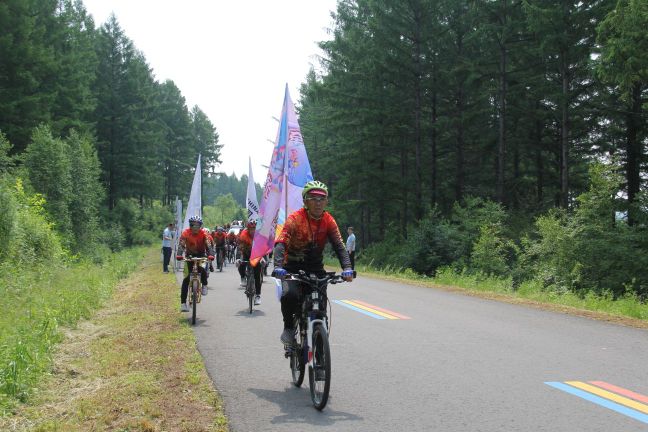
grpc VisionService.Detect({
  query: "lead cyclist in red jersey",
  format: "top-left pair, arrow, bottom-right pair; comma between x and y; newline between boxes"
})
272,180 -> 354,344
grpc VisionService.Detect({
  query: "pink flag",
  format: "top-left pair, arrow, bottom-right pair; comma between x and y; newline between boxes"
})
251,85 -> 313,264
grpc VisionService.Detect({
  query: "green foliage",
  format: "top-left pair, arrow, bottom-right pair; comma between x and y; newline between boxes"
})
521,163 -> 648,298
107,199 -> 173,247
597,0 -> 648,98
470,224 -> 518,277
203,193 -> 245,228
402,212 -> 464,276
66,130 -> 104,254
0,132 -> 13,172
23,125 -> 73,243
0,178 -> 64,264
0,177 -> 17,261
362,198 -> 512,276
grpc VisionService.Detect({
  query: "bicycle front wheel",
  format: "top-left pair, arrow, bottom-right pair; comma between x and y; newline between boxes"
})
309,324 -> 331,410
191,279 -> 198,325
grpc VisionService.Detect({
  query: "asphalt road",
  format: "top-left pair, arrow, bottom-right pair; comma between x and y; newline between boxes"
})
175,262 -> 648,432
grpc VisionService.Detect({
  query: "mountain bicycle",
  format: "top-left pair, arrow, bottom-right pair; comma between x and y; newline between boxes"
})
282,271 -> 349,410
178,256 -> 210,325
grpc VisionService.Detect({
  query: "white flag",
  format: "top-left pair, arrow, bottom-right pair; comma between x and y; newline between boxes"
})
246,156 -> 260,221
182,154 -> 202,230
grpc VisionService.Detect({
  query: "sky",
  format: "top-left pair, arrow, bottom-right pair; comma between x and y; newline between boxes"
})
82,0 -> 337,183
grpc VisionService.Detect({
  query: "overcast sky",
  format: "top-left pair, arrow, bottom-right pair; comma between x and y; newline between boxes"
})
82,0 -> 337,183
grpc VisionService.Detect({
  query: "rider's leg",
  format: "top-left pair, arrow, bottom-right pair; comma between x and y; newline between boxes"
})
181,262 -> 193,304
238,261 -> 246,279
280,279 -> 300,328
254,264 -> 262,295
279,280 -> 300,343
200,265 -> 208,286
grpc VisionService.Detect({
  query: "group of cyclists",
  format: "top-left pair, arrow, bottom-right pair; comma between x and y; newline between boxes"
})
174,180 -> 354,344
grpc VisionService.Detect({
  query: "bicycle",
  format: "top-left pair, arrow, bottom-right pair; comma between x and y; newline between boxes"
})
240,260 -> 256,314
282,271 -> 349,410
178,256 -> 210,325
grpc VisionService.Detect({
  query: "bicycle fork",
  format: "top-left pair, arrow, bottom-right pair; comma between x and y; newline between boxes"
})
306,317 -> 327,366
305,288 -> 328,365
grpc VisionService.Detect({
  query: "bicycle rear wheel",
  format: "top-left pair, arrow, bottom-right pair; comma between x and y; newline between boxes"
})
191,279 -> 198,325
309,324 -> 331,410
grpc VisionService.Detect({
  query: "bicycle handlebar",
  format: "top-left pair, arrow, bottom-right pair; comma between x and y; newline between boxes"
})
284,271 -> 346,285
177,256 -> 209,262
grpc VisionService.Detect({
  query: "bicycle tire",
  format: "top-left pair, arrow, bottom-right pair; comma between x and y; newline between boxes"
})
218,252 -> 223,271
290,327 -> 305,387
191,279 -> 198,325
309,324 -> 331,410
246,271 -> 254,314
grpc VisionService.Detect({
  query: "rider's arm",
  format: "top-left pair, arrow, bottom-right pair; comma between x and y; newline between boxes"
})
273,214 -> 296,268
273,242 -> 286,268
177,234 -> 186,256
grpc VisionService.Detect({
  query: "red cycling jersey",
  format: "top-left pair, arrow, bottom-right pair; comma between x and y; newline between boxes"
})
178,227 -> 212,255
238,229 -> 254,259
275,208 -> 348,270
211,231 -> 226,247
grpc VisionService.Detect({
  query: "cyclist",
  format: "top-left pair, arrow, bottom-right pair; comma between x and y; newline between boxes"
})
211,226 -> 227,268
272,180 -> 354,344
176,216 -> 214,312
237,220 -> 262,305
226,228 -> 238,262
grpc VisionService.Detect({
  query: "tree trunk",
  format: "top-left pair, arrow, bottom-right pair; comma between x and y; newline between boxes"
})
625,83 -> 642,225
497,40 -> 507,204
559,50 -> 569,208
401,146 -> 408,239
413,12 -> 423,220
430,57 -> 438,208
455,85 -> 465,202
535,115 -> 544,206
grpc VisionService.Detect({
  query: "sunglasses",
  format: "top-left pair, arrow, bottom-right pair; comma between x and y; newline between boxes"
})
190,223 -> 202,227
305,196 -> 327,203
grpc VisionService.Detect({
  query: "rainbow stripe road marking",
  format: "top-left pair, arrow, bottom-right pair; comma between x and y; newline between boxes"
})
333,300 -> 411,320
545,381 -> 648,424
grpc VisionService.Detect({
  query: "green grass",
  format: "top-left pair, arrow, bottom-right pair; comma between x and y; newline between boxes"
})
0,248 -> 145,413
1,247 -> 228,431
330,257 -> 648,323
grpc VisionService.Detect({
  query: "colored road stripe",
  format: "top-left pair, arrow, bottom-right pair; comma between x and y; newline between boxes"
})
342,300 -> 400,320
332,300 -> 386,319
349,299 -> 411,320
566,381 -> 648,414
589,381 -> 648,405
545,382 -> 648,425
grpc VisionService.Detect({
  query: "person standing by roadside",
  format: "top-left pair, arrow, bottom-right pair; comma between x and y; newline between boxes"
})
162,223 -> 174,273
346,226 -> 356,270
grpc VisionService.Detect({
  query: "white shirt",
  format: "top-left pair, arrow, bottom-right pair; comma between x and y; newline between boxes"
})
346,233 -> 356,253
162,227 -> 173,247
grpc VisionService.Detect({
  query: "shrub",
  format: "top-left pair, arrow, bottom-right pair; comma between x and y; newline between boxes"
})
470,223 -> 518,277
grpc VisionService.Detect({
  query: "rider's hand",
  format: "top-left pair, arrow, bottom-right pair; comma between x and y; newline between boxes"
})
176,255 -> 184,261
272,267 -> 287,278
342,269 -> 354,281
208,255 -> 214,261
